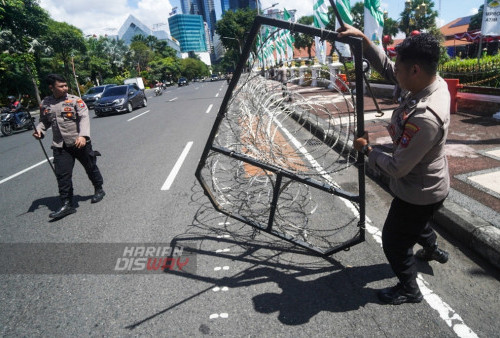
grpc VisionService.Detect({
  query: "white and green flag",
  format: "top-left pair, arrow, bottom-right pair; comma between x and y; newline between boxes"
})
364,0 -> 385,52
284,8 -> 295,61
313,0 -> 329,64
334,0 -> 353,57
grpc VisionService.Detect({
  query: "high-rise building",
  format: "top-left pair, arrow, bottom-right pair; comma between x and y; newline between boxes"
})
222,0 -> 258,14
221,0 -> 230,13
168,14 -> 207,53
116,15 -> 181,56
181,0 -> 216,39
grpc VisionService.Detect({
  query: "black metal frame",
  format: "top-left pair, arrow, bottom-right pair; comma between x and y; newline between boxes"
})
195,15 -> 366,256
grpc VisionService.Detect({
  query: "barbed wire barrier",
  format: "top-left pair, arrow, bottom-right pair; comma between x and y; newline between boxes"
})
196,17 -> 367,256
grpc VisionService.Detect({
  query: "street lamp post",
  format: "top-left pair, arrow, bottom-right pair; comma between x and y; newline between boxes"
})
259,2 -> 279,15
221,36 -> 242,55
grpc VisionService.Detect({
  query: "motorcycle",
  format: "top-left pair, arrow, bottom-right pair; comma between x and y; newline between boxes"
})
1,108 -> 36,136
154,86 -> 163,96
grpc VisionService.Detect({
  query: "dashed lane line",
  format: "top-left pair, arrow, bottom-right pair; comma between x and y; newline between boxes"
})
127,110 -> 150,122
161,141 -> 193,191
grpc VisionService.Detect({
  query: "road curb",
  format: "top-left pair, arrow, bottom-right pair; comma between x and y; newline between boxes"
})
434,200 -> 500,270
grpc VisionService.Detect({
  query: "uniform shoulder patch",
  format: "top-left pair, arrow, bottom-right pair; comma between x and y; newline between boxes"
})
400,122 -> 420,148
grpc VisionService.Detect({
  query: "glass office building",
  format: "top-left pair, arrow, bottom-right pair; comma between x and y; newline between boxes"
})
222,0 -> 258,13
180,0 -> 216,39
168,14 -> 207,53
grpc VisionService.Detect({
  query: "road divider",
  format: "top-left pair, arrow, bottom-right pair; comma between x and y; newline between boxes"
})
161,141 -> 193,191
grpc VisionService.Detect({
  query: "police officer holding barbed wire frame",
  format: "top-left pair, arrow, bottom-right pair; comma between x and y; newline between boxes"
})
33,74 -> 105,220
337,25 -> 450,305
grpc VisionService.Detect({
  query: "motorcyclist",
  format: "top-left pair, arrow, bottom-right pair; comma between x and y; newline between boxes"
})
7,96 -> 24,127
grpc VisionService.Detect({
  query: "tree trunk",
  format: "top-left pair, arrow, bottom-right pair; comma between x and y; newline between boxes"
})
25,65 -> 42,107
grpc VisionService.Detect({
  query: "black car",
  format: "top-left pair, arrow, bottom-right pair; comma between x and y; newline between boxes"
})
178,77 -> 188,86
94,84 -> 147,117
82,84 -> 116,109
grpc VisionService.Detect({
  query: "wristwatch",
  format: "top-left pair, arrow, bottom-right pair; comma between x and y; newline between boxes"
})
361,143 -> 372,156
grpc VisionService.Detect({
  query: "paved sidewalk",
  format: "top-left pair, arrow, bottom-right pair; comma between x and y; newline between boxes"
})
286,85 -> 500,270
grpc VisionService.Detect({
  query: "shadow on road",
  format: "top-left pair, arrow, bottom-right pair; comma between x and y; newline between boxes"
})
125,181 -> 394,329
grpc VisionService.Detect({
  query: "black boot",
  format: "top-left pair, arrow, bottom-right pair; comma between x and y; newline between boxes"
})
415,244 -> 449,263
49,199 -> 76,219
91,187 -> 105,204
377,283 -> 423,305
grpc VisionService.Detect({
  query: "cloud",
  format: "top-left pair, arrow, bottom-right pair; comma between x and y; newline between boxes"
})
260,0 -> 313,18
436,17 -> 446,28
469,7 -> 479,16
38,0 -> 172,36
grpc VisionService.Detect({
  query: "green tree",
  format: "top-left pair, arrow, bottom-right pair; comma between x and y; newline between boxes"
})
398,0 -> 438,36
469,5 -> 483,31
148,56 -> 181,82
129,40 -> 153,74
0,0 -> 51,102
351,1 -> 364,31
179,57 -> 209,80
383,17 -> 399,38
43,19 -> 87,88
215,8 -> 256,66
293,15 -> 314,59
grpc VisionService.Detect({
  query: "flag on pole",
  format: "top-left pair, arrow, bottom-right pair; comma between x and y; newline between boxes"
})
313,0 -> 329,64
364,0 -> 385,52
284,8 -> 295,61
334,0 -> 353,57
481,0 -> 500,36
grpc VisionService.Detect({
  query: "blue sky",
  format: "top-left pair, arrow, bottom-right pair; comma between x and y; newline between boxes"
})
38,0 -> 486,36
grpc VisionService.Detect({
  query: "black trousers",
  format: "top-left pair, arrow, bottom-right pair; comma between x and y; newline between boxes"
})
53,142 -> 104,200
382,197 -> 444,290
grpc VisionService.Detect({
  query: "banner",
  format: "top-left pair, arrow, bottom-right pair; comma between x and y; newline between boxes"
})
481,0 -> 500,36
364,0 -> 385,52
313,0 -> 329,64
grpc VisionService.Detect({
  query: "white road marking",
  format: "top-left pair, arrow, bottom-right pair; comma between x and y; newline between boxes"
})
212,286 -> 229,292
215,248 -> 230,253
215,93 -> 219,98
209,313 -> 228,319
218,222 -> 230,225
169,97 -> 177,102
161,141 -> 193,191
0,158 -> 54,185
127,110 -> 150,122
206,104 -> 213,114
273,113 -> 478,338
214,266 -> 230,271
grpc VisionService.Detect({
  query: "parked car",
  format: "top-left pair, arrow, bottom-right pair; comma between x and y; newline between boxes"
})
178,77 -> 188,86
210,74 -> 220,81
94,84 -> 147,117
82,84 -> 116,109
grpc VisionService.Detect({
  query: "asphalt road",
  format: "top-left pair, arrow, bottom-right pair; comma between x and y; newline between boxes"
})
0,81 -> 498,337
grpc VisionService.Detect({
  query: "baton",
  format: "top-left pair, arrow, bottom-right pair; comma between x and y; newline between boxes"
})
328,0 -> 385,117
27,105 -> 57,177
